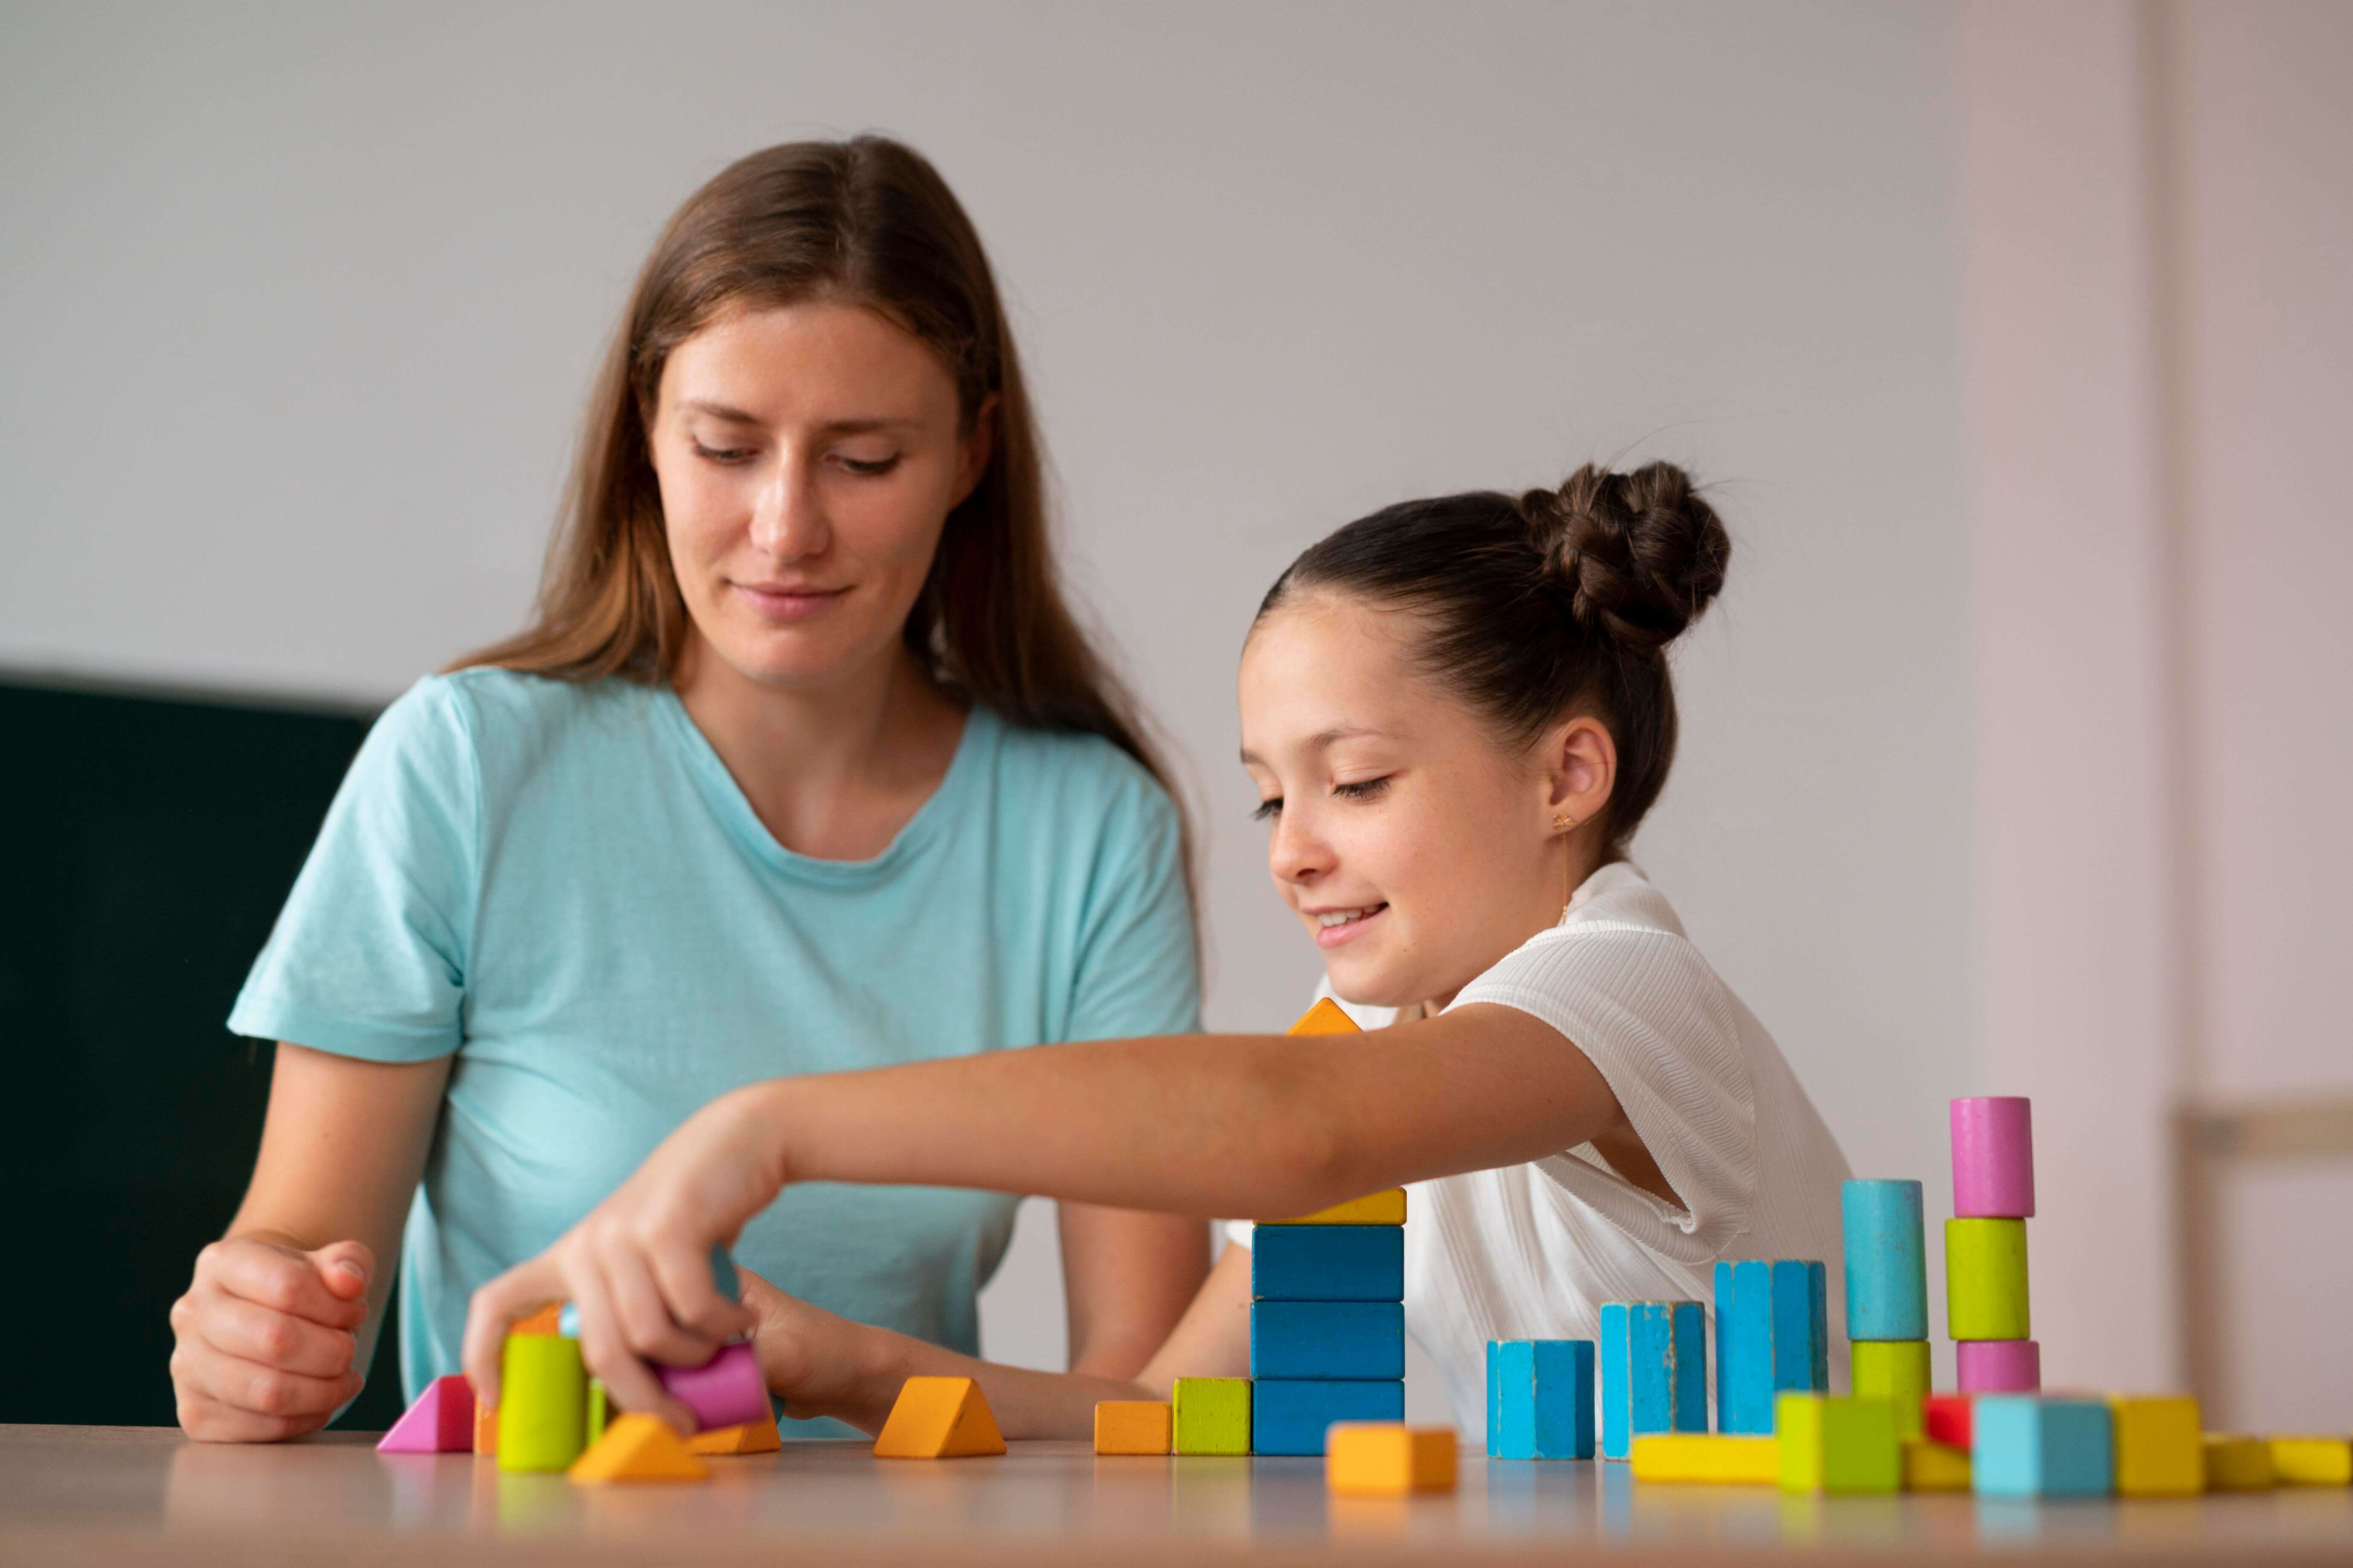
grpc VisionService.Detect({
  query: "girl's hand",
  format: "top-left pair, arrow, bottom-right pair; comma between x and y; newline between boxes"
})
733,1268 -> 900,1433
461,1082 -> 786,1428
171,1237 -> 374,1442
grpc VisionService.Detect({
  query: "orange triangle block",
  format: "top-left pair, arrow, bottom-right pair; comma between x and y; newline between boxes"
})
567,1413 -> 711,1484
1288,997 -> 1361,1035
687,1417 -> 783,1455
873,1376 -> 1006,1458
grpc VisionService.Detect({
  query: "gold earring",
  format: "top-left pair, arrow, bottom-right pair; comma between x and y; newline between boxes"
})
1552,812 -> 1577,921
1552,812 -> 1578,833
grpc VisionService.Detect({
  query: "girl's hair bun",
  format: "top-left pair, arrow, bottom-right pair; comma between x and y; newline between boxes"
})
1521,462 -> 1730,653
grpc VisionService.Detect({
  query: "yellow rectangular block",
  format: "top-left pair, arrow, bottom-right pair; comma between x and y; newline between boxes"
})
1262,1189 -> 1407,1227
1902,1439 -> 1972,1492
1093,1401 -> 1172,1455
2109,1396 -> 2202,1496
2269,1435 -> 2353,1486
1629,1434 -> 1778,1485
1287,997 -> 1361,1035
2205,1435 -> 2275,1491
873,1377 -> 1006,1458
1327,1423 -> 1457,1495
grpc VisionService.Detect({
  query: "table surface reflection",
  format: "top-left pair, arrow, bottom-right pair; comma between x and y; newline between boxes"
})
3,1424 -> 2349,1565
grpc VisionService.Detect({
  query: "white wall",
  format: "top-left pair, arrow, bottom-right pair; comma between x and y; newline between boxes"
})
1,2 -> 1977,1405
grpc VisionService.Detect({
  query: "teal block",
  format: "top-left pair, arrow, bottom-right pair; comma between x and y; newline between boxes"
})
1599,1301 -> 1705,1460
1841,1180 -> 1927,1340
1973,1396 -> 2113,1497
1486,1339 -> 1594,1460
1714,1259 -> 1828,1434
1250,1301 -> 1404,1380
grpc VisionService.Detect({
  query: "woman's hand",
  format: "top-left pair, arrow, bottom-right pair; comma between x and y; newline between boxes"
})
170,1236 -> 374,1442
462,1081 -> 787,1428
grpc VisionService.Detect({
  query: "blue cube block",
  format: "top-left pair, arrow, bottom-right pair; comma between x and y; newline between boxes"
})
1973,1397 -> 2115,1497
1249,1379 -> 1405,1455
1713,1259 -> 1828,1434
1486,1339 -> 1594,1460
1250,1301 -> 1404,1380
1599,1301 -> 1706,1459
1250,1225 -> 1404,1302
1841,1180 -> 1927,1341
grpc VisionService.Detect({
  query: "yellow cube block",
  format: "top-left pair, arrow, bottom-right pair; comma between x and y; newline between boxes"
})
1093,1400 -> 1172,1455
2203,1435 -> 2275,1491
1777,1394 -> 1900,1495
1629,1434 -> 1778,1485
2109,1396 -> 2202,1496
2268,1435 -> 2353,1486
1901,1439 -> 1973,1493
1326,1423 -> 1457,1495
1850,1341 -> 1930,1440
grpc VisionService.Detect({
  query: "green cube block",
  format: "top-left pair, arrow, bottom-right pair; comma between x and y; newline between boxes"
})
1172,1377 -> 1252,1455
1849,1341 -> 1930,1439
497,1334 -> 588,1472
1777,1393 -> 1901,1494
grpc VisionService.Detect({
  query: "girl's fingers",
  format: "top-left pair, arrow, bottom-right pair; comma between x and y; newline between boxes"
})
650,1236 -> 755,1345
600,1243 -> 724,1372
197,1293 -> 361,1380
174,1336 -> 362,1424
569,1253 -> 695,1433
200,1239 -> 368,1331
461,1255 -> 567,1409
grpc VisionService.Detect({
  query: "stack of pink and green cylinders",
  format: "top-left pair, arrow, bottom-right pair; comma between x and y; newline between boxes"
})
1947,1097 -> 2040,1393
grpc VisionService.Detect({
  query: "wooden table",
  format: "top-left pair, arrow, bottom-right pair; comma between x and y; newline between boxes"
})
5,1425 -> 2350,1565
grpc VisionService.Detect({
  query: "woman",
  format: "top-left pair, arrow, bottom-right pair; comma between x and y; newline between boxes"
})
168,137 -> 1207,1442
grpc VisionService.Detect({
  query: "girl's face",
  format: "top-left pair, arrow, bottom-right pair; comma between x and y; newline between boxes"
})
648,302 -> 991,692
1239,591 -> 1610,1011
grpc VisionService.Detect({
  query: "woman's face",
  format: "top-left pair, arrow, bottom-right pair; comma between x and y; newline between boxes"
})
648,301 -> 990,692
1239,592 -> 1588,1012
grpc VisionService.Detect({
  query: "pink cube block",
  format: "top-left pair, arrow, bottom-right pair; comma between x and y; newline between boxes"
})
1956,1339 -> 2042,1394
376,1374 -> 475,1452
658,1340 -> 768,1433
1951,1096 -> 2034,1218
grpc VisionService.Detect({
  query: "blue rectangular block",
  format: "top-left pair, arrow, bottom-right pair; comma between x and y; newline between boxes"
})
1249,1379 -> 1405,1456
1250,1225 -> 1404,1302
1841,1180 -> 1927,1341
1250,1301 -> 1404,1380
1598,1301 -> 1706,1460
1973,1397 -> 2114,1497
1486,1339 -> 1594,1460
1713,1259 -> 1828,1434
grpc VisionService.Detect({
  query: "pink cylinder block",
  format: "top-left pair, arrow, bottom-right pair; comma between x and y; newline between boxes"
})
1950,1096 -> 2035,1217
657,1340 -> 769,1432
1956,1339 -> 2042,1394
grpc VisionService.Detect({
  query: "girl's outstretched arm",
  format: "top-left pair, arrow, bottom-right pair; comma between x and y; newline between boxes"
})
465,1003 -> 1623,1424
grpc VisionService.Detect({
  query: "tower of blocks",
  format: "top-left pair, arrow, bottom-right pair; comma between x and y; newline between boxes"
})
1947,1096 -> 2040,1394
1843,1179 -> 1931,1443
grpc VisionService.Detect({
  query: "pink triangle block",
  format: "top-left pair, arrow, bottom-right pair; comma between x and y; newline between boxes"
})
376,1374 -> 476,1452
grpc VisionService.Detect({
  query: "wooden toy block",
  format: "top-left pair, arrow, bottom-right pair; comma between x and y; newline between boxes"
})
1251,1379 -> 1404,1455
2267,1435 -> 2353,1486
566,1412 -> 710,1484
1485,1339 -> 1594,1460
1841,1180 -> 1927,1340
1902,1439 -> 1973,1492
1956,1337 -> 2040,1393
873,1376 -> 1006,1458
1972,1395 -> 2113,1497
1849,1340 -> 1929,1440
586,1380 -> 607,1446
1327,1423 -> 1458,1495
1287,997 -> 1362,1035
1093,1401 -> 1172,1455
1944,1219 -> 2030,1340
474,1398 -> 499,1456
497,1333 -> 589,1473
1629,1434 -> 1778,1485
1924,1394 -> 1973,1449
658,1340 -> 769,1433
1172,1378 -> 1251,1455
687,1417 -> 783,1455
2108,1395 -> 2202,1496
1250,1300 -> 1404,1380
1262,1189 -> 1408,1227
1251,1224 -> 1403,1301
1599,1301 -> 1706,1459
512,1302 -> 565,1337
1776,1393 -> 1901,1494
377,1374 -> 474,1453
1713,1260 -> 1828,1434
2202,1435 -> 2276,1490
1950,1096 -> 2034,1218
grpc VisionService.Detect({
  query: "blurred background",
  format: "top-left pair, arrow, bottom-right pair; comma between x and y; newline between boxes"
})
2,1 -> 2344,1433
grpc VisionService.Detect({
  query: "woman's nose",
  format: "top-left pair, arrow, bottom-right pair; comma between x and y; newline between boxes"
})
749,458 -> 829,560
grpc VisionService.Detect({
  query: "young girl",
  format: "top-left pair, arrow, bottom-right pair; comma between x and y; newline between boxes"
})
462,460 -> 1853,1440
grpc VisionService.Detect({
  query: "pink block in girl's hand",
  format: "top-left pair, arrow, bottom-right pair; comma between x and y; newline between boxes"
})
659,1341 -> 769,1433
1950,1097 -> 2034,1218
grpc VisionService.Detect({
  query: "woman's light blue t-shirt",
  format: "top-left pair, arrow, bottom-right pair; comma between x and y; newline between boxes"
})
228,670 -> 1200,1419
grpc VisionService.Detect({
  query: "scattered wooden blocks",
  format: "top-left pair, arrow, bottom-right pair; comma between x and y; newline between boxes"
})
567,1412 -> 710,1484
1262,1190 -> 1408,1227
2267,1435 -> 2353,1486
2109,1395 -> 2202,1496
1713,1260 -> 1827,1434
1629,1433 -> 1778,1485
1286,997 -> 1361,1036
1924,1394 -> 1974,1450
1172,1378 -> 1252,1456
1972,1396 -> 2113,1498
873,1376 -> 1006,1458
687,1417 -> 783,1455
1093,1401 -> 1172,1455
2202,1435 -> 2276,1491
1850,1340 -> 1930,1440
1252,1379 -> 1404,1456
1249,1301 -> 1405,1381
376,1374 -> 474,1453
1600,1301 -> 1706,1459
1944,1219 -> 2031,1340
1903,1438 -> 1973,1492
1250,1225 -> 1403,1301
1486,1339 -> 1594,1461
1842,1180 -> 1928,1341
497,1334 -> 589,1473
1326,1424 -> 1457,1495
1776,1394 -> 1901,1495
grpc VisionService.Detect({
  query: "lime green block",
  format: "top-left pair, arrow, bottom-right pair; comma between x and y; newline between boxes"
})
1777,1393 -> 1900,1494
498,1334 -> 588,1472
1850,1341 -> 1930,1440
586,1379 -> 609,1446
1944,1218 -> 2030,1340
1172,1378 -> 1251,1455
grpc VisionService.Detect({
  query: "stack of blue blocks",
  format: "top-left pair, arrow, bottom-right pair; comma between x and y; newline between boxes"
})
1713,1258 -> 1828,1434
1248,1225 -> 1406,1454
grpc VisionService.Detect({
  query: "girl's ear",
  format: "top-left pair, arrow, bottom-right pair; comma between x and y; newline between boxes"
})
1544,715 -> 1617,827
952,394 -> 999,507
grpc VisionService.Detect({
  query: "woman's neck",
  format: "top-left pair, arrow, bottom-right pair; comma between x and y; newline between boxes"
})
673,634 -> 967,861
